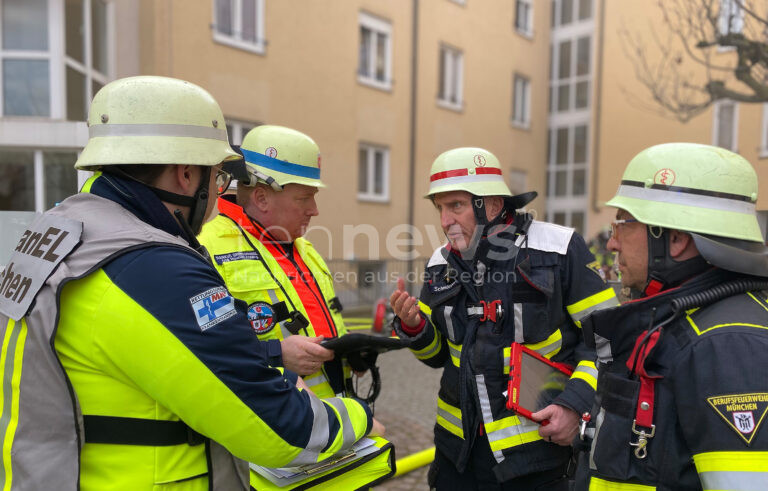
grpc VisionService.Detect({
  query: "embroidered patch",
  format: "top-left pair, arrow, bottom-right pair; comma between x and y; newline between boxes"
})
213,251 -> 261,265
586,260 -> 606,280
707,393 -> 768,445
247,302 -> 276,334
190,287 -> 237,331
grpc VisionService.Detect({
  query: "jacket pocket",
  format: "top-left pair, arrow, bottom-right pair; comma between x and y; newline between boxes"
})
590,371 -> 640,480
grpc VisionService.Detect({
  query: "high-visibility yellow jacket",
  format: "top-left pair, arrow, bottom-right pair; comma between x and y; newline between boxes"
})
199,196 -> 351,399
0,174 -> 372,490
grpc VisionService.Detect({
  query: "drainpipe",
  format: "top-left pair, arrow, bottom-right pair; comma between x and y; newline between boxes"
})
406,0 -> 419,293
591,0 -> 606,214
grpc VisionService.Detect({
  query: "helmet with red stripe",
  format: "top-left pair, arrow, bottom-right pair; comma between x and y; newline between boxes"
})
425,147 -> 512,199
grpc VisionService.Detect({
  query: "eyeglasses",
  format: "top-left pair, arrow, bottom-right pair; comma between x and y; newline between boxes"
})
215,168 -> 233,196
610,218 -> 639,239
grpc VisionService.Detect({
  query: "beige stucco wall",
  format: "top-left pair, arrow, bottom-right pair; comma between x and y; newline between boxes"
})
137,0 -> 549,260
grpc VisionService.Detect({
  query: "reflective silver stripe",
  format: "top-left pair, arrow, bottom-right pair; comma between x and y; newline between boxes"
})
324,397 -> 357,448
573,364 -> 598,380
447,342 -> 461,366
595,333 -> 613,364
304,373 -> 330,388
699,471 -> 768,490
89,123 -> 228,141
529,334 -> 562,357
467,306 -> 483,316
475,375 -> 505,463
513,303 -> 524,343
568,296 -> 619,323
616,184 -> 756,215
288,393 -> 330,465
429,173 -> 505,192
589,407 -> 606,470
413,332 -> 443,360
436,406 -> 462,430
485,417 -> 539,443
443,305 -> 455,340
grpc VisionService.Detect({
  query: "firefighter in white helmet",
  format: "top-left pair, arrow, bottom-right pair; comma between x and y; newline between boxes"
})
390,147 -> 618,489
0,76 -> 380,490
578,143 -> 768,490
199,124 -> 396,489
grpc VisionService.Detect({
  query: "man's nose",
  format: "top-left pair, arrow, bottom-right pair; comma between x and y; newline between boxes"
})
440,210 -> 455,229
607,235 -> 620,252
307,198 -> 319,216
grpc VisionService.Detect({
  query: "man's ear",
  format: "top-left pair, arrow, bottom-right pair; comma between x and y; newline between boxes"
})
173,164 -> 198,194
668,229 -> 696,260
251,186 -> 271,213
485,196 -> 504,221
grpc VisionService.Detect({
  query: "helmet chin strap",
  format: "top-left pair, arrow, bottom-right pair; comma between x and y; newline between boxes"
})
641,226 -> 710,297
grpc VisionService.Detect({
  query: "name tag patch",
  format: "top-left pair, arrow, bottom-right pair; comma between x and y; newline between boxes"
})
190,287 -> 236,331
247,302 -> 276,334
214,251 -> 261,265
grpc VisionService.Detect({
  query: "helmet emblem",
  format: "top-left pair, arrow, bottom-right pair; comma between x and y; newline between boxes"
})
265,147 -> 278,159
474,154 -> 486,167
653,168 -> 676,186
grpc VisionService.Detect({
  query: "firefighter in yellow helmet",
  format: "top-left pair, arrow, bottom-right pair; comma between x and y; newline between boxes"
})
577,143 -> 768,490
0,76 -> 381,490
389,147 -> 618,489
198,124 -> 395,489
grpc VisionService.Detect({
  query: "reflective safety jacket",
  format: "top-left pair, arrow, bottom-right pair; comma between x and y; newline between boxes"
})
394,215 -> 618,482
0,174 -> 372,491
580,269 -> 768,491
199,196 -> 351,399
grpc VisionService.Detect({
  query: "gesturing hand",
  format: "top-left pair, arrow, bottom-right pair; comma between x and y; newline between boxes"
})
389,277 -> 421,328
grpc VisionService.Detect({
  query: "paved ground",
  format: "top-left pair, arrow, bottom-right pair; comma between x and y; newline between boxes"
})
363,348 -> 443,490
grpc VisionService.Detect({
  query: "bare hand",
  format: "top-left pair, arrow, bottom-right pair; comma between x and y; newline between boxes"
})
281,336 -> 334,376
531,404 -> 579,446
369,418 -> 386,437
389,277 -> 421,328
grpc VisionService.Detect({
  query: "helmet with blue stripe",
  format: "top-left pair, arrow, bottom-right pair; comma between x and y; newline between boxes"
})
239,125 -> 325,190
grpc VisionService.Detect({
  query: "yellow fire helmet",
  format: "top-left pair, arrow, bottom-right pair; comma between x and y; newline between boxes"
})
239,125 -> 325,189
425,147 -> 512,199
76,76 -> 239,169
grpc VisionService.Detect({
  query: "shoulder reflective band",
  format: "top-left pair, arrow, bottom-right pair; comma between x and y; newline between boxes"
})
616,180 -> 756,215
88,123 -> 227,141
240,147 -> 321,179
428,167 -> 504,192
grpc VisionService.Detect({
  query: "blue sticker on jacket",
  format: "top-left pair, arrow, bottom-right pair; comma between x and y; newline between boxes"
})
247,302 -> 276,334
214,251 -> 262,264
190,286 -> 237,331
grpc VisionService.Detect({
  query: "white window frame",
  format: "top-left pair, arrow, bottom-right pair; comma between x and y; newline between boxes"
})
514,0 -> 534,38
437,44 -> 463,111
512,74 -> 531,129
357,11 -> 392,91
712,100 -> 738,151
760,103 -> 768,158
357,143 -> 390,203
212,0 -> 266,55
718,0 -> 744,35
225,119 -> 258,145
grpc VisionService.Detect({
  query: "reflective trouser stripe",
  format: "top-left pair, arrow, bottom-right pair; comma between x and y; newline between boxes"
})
567,288 -> 620,327
571,360 -> 598,390
525,329 -> 562,359
443,305 -> 455,340
447,339 -> 461,368
588,477 -> 655,490
410,329 -> 442,361
694,451 -> 768,491
436,398 -> 463,439
589,407 -> 606,470
0,318 -> 28,490
513,302 -> 523,343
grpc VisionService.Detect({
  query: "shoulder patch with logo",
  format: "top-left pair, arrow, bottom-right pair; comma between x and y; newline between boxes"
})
213,251 -> 261,265
190,287 -> 237,331
707,393 -> 768,445
247,302 -> 276,334
586,260 -> 606,281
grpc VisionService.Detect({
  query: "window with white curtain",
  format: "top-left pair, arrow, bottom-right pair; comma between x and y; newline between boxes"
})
213,0 -> 265,54
438,44 -> 463,110
357,12 -> 392,90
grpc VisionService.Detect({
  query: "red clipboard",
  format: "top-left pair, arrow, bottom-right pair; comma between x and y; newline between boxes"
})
506,343 -> 574,424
